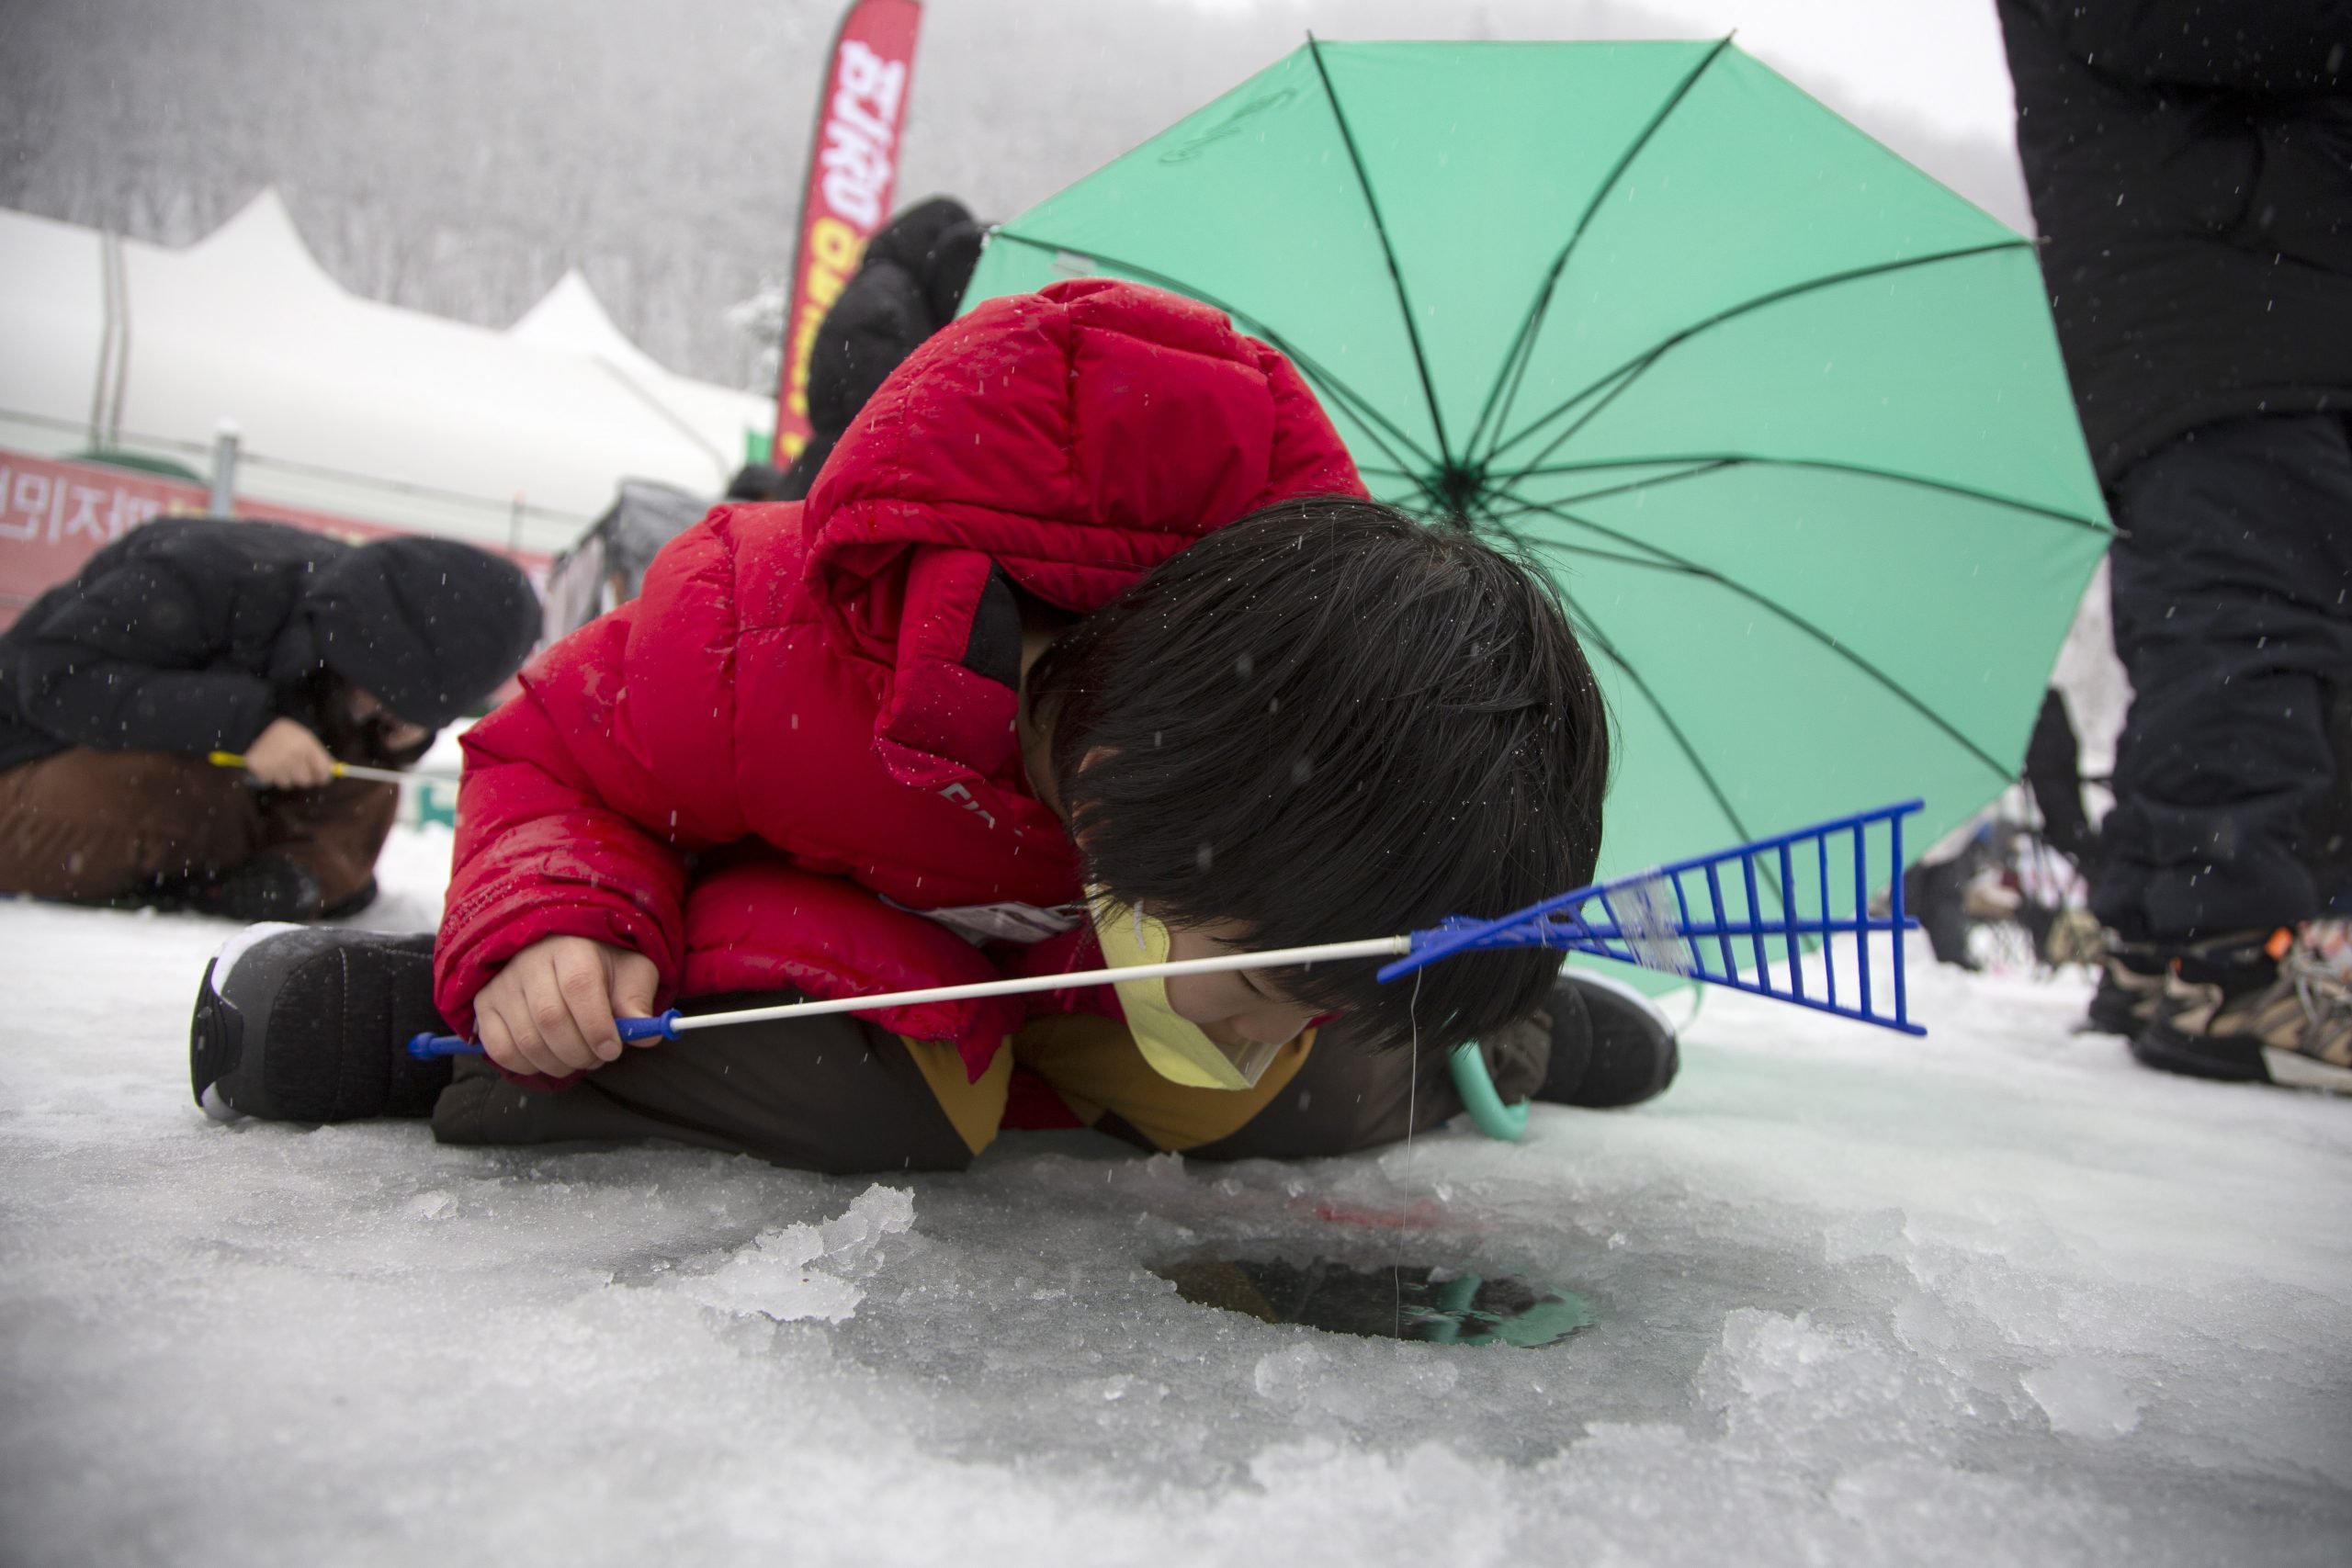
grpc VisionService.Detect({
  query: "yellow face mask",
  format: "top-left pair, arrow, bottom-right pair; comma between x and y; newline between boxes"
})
1088,890 -> 1283,1090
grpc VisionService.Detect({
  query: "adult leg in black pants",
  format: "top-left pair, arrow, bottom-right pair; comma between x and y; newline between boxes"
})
2093,413 -> 2352,1088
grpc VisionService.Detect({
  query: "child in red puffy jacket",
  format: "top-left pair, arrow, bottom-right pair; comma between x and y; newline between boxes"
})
189,279 -> 1675,1171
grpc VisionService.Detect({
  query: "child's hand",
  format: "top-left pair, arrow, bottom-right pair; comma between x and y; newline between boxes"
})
473,935 -> 662,1078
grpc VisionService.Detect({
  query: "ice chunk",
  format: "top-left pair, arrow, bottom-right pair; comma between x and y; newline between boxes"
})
1252,1340 -> 1460,1427
7,854 -> 2352,1563
2020,1358 -> 2142,1438
819,1182 -> 916,1277
677,1183 -> 914,1324
401,1190 -> 455,1222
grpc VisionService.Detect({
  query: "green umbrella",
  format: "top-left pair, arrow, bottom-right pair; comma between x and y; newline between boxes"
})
964,38 -> 2109,902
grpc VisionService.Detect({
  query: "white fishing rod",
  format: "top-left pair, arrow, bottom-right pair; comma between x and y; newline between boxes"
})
406,798 -> 1932,1061
405,937 -> 1410,1057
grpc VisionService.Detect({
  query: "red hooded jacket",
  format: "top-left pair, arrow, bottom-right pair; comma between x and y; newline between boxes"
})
435,280 -> 1365,1080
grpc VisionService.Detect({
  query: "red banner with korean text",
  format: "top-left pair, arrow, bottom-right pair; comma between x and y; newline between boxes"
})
0,447 -> 545,632
773,0 -> 922,462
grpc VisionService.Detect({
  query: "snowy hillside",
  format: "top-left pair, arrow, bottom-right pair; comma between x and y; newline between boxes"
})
2,823 -> 2346,1566
2,0 -> 2030,390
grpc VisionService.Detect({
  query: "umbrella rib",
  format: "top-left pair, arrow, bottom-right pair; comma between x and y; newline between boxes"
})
1511,515 -> 1786,916
1550,587 -> 1761,866
1479,482 -> 1707,571
1486,239 -> 2034,471
1362,462 -> 1455,514
1464,491 -> 1535,552
1466,37 -> 1736,467
1514,498 -> 2018,781
1305,35 -> 1456,473
1499,502 -> 1792,920
1488,458 -> 1741,517
1470,491 -> 1683,570
1508,538 -> 1707,576
986,230 -> 1445,479
1500,452 -> 2109,535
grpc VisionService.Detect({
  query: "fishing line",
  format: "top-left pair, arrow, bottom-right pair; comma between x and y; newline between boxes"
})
1396,964 -> 1425,1339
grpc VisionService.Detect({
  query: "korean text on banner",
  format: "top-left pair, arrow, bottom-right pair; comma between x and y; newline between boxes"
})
0,447 -> 542,632
773,0 -> 923,462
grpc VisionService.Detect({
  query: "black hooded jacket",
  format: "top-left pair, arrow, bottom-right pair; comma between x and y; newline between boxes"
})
1997,0 -> 2352,483
0,518 -> 540,775
776,196 -> 986,501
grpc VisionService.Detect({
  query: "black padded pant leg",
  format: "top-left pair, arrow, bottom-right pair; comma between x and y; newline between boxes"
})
2094,413 -> 2352,941
430,991 -> 979,1175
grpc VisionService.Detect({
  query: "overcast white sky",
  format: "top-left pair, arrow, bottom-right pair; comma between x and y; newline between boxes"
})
1628,0 -> 2018,140
1186,0 -> 2021,143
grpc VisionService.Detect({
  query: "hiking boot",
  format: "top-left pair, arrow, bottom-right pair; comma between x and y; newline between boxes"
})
2131,923 -> 2352,1094
190,924 -> 452,1122
1538,967 -> 1679,1109
2082,934 -> 2166,1037
2041,908 -> 2105,968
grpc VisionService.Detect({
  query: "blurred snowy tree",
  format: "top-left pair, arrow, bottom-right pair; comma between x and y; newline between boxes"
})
728,272 -> 789,399
0,0 -> 2027,389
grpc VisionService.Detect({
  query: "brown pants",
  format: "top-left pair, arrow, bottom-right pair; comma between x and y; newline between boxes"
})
427,989 -> 1535,1175
0,747 -> 396,908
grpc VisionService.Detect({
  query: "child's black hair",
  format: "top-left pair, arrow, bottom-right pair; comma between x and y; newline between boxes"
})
1027,496 -> 1611,1055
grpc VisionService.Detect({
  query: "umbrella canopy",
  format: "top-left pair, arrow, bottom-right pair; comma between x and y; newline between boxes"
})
962,39 -> 2109,906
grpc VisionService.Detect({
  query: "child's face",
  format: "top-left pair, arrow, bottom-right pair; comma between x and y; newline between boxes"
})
1160,919 -> 1323,1049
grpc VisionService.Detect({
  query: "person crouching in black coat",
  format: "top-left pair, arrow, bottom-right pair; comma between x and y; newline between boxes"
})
0,518 -> 540,921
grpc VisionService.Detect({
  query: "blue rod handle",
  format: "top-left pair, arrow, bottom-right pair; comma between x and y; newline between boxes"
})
403,1010 -> 683,1060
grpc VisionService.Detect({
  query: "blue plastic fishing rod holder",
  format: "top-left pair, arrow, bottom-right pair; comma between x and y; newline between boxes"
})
1381,800 -> 1928,1037
405,1009 -> 681,1061
403,800 -> 1930,1058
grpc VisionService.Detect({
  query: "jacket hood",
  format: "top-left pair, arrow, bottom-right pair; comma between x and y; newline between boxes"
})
303,537 -> 541,728
793,277 -> 1366,799
803,278 -> 1364,625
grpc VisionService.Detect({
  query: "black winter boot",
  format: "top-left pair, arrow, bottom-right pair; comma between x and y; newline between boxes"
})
321,876 -> 381,920
2082,933 -> 2166,1037
190,924 -> 452,1122
1903,857 -> 1981,971
187,855 -> 325,923
1537,968 -> 1679,1109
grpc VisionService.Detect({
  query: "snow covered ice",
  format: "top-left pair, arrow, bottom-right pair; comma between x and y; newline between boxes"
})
3,821 -> 2348,1566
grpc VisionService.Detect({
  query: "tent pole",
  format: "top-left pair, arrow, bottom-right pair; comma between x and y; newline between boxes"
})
207,420 -> 240,517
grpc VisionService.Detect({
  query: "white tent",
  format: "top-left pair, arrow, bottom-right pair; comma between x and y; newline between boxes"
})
0,192 -> 773,557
